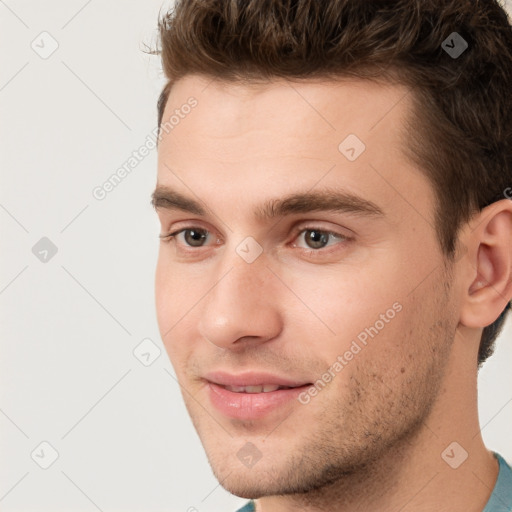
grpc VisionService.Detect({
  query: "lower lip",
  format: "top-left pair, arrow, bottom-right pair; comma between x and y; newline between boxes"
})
207,382 -> 311,420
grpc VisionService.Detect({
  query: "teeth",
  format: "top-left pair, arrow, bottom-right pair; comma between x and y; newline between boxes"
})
224,384 -> 290,393
226,385 -> 249,393
245,385 -> 265,393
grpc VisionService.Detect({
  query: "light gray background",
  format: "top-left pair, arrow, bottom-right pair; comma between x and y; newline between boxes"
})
1,1 -> 511,511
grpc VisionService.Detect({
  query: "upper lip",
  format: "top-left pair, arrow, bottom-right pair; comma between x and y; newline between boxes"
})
204,371 -> 311,388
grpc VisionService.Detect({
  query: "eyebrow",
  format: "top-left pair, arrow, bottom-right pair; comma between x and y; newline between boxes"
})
150,185 -> 384,221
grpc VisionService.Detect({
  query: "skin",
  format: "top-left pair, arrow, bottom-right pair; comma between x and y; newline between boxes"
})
153,74 -> 512,512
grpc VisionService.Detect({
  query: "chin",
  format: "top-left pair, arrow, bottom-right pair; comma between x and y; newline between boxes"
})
213,472 -> 273,499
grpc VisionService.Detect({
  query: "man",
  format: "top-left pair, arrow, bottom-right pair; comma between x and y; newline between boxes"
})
150,0 -> 512,510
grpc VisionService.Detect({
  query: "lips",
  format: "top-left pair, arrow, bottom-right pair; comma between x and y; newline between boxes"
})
223,384 -> 294,393
204,371 -> 313,420
204,370 -> 311,389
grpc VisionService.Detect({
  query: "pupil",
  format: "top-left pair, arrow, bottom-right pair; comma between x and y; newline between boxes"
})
306,230 -> 328,249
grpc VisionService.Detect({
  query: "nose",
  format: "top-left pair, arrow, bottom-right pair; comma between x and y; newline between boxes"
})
197,250 -> 283,350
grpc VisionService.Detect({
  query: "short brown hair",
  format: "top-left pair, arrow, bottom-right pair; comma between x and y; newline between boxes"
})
151,0 -> 512,366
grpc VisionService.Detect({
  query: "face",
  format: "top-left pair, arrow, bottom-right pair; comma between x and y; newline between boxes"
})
153,75 -> 458,498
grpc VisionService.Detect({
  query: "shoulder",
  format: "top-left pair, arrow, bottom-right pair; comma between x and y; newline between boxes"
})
483,452 -> 512,512
234,500 -> 255,512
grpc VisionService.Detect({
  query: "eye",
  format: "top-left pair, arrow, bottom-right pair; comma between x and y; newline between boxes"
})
159,227 -> 211,247
294,228 -> 347,251
159,226 -> 349,255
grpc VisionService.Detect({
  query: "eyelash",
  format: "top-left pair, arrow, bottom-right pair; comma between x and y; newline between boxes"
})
158,225 -> 351,258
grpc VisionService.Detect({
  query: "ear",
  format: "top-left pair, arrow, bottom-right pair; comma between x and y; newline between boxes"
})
459,199 -> 512,328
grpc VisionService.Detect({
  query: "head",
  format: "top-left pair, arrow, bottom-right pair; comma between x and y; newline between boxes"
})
151,0 -> 512,500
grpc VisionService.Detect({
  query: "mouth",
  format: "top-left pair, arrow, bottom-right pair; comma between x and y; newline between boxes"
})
219,384 -> 307,393
203,372 -> 313,420
204,370 -> 312,389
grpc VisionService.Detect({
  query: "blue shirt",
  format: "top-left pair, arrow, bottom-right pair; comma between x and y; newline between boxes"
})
484,452 -> 512,512
235,452 -> 512,512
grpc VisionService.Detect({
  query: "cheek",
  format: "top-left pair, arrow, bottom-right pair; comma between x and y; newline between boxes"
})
285,266 -> 404,354
154,257 -> 170,330
154,255 -> 209,371
155,252 -> 192,325
154,256 -> 185,360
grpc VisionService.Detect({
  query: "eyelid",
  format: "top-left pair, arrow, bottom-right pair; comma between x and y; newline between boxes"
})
292,221 -> 355,240
160,219 -> 353,239
159,222 -> 353,257
159,226 -> 219,244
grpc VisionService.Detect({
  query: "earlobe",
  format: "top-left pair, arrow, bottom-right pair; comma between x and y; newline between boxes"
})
459,201 -> 512,329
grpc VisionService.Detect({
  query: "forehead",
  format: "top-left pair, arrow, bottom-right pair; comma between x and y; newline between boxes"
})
159,74 -> 414,168
156,74 -> 434,231
164,74 -> 411,130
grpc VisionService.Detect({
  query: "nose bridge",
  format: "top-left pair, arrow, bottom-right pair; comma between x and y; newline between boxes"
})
212,235 -> 273,304
198,244 -> 282,348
